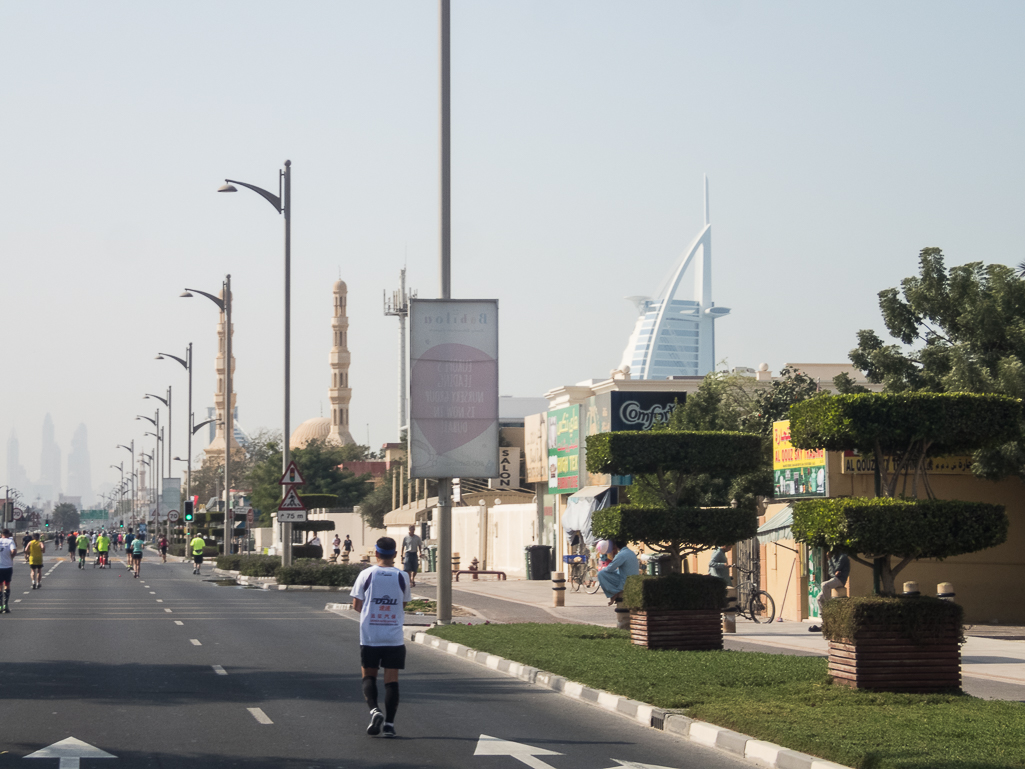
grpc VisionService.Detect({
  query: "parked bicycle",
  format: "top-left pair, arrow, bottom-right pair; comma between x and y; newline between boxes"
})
563,546 -> 601,594
732,564 -> 776,623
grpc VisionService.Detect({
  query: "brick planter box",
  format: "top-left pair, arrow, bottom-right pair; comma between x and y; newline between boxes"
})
828,622 -> 961,694
629,609 -> 723,651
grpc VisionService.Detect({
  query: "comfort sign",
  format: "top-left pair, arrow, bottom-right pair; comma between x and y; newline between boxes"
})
409,299 -> 499,479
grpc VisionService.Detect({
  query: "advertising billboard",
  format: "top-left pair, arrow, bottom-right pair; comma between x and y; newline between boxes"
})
772,420 -> 828,499
547,405 -> 581,494
408,299 -> 499,478
609,390 -> 682,432
524,412 -> 548,483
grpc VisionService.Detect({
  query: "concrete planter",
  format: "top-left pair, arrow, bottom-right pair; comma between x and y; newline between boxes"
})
828,621 -> 961,693
629,609 -> 723,651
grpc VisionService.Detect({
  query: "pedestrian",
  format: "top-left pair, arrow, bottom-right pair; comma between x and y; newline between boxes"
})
343,535 -> 353,555
596,538 -> 640,606
27,533 -> 44,588
0,528 -> 16,612
190,533 -> 206,575
708,547 -> 732,584
350,536 -> 411,738
401,525 -> 423,588
95,530 -> 110,569
810,550 -> 850,632
75,531 -> 90,569
309,534 -> 323,554
130,534 -> 145,579
158,535 -> 169,564
332,535 -> 341,561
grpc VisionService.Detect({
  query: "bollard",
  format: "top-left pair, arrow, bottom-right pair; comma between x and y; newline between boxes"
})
552,571 -> 566,607
903,581 -> 920,597
615,605 -> 630,630
723,586 -> 738,633
341,552 -> 350,565
452,552 -> 461,574
937,582 -> 955,602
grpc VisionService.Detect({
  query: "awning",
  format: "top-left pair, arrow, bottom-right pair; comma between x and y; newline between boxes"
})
562,486 -> 614,547
756,504 -> 794,545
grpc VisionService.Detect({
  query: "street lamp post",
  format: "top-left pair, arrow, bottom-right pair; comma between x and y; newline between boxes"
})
182,275 -> 232,555
145,388 -> 172,478
110,463 -> 124,522
116,441 -> 135,527
157,345 -> 192,514
218,162 -> 292,566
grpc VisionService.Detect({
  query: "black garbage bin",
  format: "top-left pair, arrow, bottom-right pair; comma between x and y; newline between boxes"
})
527,545 -> 552,581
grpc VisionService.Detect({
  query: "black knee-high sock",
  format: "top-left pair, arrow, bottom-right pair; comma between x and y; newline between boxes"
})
362,676 -> 379,711
384,681 -> 399,722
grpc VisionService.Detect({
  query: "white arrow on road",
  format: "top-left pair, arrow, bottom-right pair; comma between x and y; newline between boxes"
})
25,737 -> 115,769
602,759 -> 680,769
475,735 -> 562,769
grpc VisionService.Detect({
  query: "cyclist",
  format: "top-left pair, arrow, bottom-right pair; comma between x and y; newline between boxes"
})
130,534 -> 144,579
190,533 -> 206,575
75,531 -> 91,569
95,531 -> 110,569
27,533 -> 44,588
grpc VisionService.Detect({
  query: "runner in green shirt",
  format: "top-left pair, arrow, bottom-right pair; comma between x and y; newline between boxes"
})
130,535 -> 145,579
190,535 -> 206,575
95,532 -> 110,569
75,532 -> 90,569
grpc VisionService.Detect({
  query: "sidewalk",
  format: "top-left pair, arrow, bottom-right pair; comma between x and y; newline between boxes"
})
413,571 -> 1025,700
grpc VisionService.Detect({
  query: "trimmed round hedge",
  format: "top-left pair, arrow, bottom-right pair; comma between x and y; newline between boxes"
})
623,573 -> 727,611
593,505 -> 758,553
585,430 -> 764,477
822,596 -> 964,644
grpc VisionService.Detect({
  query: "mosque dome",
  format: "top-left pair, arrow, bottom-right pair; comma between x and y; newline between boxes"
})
333,279 -> 347,293
289,417 -> 343,450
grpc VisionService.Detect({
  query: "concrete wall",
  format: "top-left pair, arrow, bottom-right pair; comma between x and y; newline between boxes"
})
430,502 -> 538,579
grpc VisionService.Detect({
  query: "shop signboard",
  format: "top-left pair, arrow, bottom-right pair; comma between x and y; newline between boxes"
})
772,420 -> 828,499
547,405 -> 580,494
524,412 -> 548,483
408,299 -> 500,479
840,451 -> 973,475
609,390 -> 682,432
490,447 -> 521,490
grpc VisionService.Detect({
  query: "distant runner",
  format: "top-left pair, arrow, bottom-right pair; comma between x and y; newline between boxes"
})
95,531 -> 110,569
159,535 -> 169,564
75,531 -> 90,569
27,533 -> 44,588
190,534 -> 206,575
0,529 -> 16,613
130,535 -> 145,579
350,536 -> 411,738
124,530 -> 135,570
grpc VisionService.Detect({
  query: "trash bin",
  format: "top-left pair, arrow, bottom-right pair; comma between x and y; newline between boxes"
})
524,546 -> 532,580
527,545 -> 552,581
426,545 -> 438,573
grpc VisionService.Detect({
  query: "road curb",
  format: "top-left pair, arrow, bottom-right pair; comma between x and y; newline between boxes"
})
210,568 -> 350,590
406,629 -> 851,769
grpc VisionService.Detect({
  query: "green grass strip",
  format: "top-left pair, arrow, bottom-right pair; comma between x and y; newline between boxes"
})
428,623 -> 1025,769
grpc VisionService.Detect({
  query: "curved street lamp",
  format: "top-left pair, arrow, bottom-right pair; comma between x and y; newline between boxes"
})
116,441 -> 135,524
145,388 -> 172,477
218,162 -> 293,565
158,345 -> 193,507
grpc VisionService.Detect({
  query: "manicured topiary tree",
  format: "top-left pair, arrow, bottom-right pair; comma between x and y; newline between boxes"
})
789,392 -> 1017,595
585,431 -> 765,573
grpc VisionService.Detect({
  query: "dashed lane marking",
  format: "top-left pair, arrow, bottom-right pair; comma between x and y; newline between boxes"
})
156,599 -> 164,603
174,621 -> 184,626
164,608 -> 173,613
213,665 -> 227,675
190,639 -> 202,646
248,708 -> 273,725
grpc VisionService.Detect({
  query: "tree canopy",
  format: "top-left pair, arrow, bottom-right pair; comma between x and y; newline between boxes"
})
51,502 -> 79,531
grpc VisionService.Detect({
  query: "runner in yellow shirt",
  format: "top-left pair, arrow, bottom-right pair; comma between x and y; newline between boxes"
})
190,535 -> 206,576
27,533 -> 44,589
95,532 -> 110,569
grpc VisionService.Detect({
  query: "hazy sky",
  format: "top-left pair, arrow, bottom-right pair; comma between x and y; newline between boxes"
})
2,1 -> 1023,500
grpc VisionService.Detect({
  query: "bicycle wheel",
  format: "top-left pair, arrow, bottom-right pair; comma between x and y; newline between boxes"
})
748,590 -> 776,624
570,564 -> 583,592
585,565 -> 601,594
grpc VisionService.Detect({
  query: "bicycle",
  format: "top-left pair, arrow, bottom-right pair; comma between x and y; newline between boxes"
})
564,551 -> 601,594
732,565 -> 776,623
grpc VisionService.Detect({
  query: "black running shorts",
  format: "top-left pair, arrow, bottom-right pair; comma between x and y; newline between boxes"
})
194,554 -> 204,564
360,645 -> 406,670
0,567 -> 12,583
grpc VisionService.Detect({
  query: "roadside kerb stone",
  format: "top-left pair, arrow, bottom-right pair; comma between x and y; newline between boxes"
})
405,629 -> 852,769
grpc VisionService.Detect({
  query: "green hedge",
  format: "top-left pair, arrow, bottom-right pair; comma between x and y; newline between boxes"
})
791,497 -> 1008,560
822,596 -> 964,645
170,543 -> 218,557
298,493 -> 338,510
276,561 -> 368,586
623,573 -> 726,611
214,554 -> 282,577
292,544 -> 323,560
593,505 -> 759,552
789,392 -> 1022,455
585,431 -> 764,477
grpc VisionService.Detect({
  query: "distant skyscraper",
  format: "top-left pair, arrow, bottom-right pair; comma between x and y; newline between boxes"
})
6,430 -> 31,493
39,414 -> 62,497
619,176 -> 731,379
66,423 -> 93,504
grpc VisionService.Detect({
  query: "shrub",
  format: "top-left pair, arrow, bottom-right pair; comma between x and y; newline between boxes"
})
792,497 -> 1008,594
216,555 -> 243,571
623,573 -> 726,611
275,561 -> 368,586
586,431 -> 764,477
292,544 -> 323,560
298,493 -> 338,510
593,505 -> 758,554
238,555 -> 282,577
822,596 -> 964,645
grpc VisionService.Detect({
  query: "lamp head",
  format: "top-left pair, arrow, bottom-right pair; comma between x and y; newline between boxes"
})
180,291 -> 193,298
218,183 -> 237,193
155,355 -> 164,360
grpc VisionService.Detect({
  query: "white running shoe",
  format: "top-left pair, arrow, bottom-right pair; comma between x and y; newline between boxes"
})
366,708 -> 384,736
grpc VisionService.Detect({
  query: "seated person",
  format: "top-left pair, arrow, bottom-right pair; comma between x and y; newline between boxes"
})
596,538 -> 640,605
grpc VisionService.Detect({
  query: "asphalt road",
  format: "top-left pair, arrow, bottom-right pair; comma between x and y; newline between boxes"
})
0,553 -> 750,769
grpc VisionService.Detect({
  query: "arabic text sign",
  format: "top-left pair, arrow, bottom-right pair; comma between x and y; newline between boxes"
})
772,420 -> 827,499
409,299 -> 499,478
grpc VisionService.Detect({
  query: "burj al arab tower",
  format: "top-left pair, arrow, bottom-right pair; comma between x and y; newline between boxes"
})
618,176 -> 730,379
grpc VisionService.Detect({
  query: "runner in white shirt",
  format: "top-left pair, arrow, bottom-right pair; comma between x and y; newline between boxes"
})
0,528 -> 17,614
350,536 -> 411,738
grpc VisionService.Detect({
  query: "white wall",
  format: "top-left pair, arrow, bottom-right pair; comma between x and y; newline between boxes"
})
446,502 -> 537,578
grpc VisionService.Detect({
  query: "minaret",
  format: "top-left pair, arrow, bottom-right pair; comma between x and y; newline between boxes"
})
328,280 -> 355,445
204,285 -> 241,461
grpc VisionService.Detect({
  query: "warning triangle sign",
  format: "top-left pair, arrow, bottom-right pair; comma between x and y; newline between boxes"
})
278,486 -> 306,511
278,460 -> 306,487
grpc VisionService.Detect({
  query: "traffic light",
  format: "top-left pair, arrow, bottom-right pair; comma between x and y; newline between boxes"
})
45,518 -> 50,528
184,500 -> 194,522
119,520 -> 124,528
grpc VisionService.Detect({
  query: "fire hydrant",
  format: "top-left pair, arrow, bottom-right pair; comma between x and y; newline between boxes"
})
469,557 -> 480,580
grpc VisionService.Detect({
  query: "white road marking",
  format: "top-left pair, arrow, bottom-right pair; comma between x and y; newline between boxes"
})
14,599 -> 22,603
174,620 -> 185,626
156,599 -> 164,603
25,736 -> 115,768
149,591 -> 156,594
164,608 -> 173,613
247,707 -> 273,724
212,665 -> 227,675
190,639 -> 202,646
23,591 -> 29,594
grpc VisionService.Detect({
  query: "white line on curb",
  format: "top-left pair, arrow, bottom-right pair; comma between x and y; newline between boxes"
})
248,707 -> 272,724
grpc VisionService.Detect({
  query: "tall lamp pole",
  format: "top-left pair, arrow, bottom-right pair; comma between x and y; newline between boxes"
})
182,276 -> 232,555
145,389 -> 173,539
157,345 -> 192,516
218,162 -> 292,565
116,441 -> 135,527
110,464 -> 124,521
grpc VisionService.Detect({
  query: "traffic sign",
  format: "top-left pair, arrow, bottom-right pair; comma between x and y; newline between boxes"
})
246,507 -> 255,524
276,510 -> 307,523
278,460 -> 306,486
279,486 -> 305,511
168,510 -> 179,522
12,509 -> 22,520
